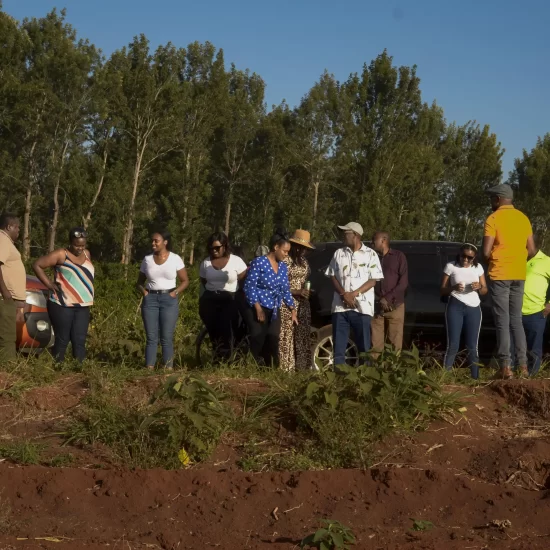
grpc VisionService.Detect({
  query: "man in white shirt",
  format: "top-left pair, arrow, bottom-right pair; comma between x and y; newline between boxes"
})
325,222 -> 384,367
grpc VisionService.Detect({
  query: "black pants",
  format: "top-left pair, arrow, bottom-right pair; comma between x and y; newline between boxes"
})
241,305 -> 281,367
47,301 -> 90,363
199,290 -> 238,360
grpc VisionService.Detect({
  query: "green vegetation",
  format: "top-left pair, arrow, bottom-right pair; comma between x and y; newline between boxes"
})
301,520 -> 356,549
0,441 -> 44,465
2,6 -> 549,264
411,519 -> 435,532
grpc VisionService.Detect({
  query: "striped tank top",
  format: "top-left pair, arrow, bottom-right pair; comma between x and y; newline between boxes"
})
50,251 -> 95,308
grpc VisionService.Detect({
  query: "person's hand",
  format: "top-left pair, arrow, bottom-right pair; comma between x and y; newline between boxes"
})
299,288 -> 310,299
169,290 -> 178,298
291,309 -> 299,325
453,282 -> 465,292
342,291 -> 357,308
471,281 -> 481,291
47,281 -> 62,296
380,297 -> 391,312
255,303 -> 266,323
543,303 -> 550,318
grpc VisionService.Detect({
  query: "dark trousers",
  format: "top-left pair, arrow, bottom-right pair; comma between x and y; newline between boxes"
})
511,311 -> 547,376
241,305 -> 281,367
141,293 -> 179,368
47,301 -> 90,363
332,310 -> 371,367
199,290 -> 238,359
443,296 -> 482,379
0,299 -> 17,361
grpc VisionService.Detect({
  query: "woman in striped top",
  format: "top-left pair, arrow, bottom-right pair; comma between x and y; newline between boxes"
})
33,227 -> 94,363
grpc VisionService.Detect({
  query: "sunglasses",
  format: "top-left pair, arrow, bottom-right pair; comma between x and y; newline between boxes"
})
71,230 -> 87,238
461,254 -> 475,261
209,245 -> 223,252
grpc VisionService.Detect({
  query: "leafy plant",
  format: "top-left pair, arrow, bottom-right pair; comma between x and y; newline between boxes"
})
0,441 -> 44,465
411,518 -> 434,531
142,373 -> 230,460
301,519 -> 356,549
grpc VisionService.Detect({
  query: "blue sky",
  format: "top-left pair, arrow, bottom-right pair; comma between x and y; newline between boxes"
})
4,0 -> 549,176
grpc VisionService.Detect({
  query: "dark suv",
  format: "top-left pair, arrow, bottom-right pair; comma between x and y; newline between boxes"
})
307,240 -> 496,368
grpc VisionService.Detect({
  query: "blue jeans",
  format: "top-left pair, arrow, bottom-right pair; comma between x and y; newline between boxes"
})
332,311 -> 371,367
444,296 -> 482,379
47,301 -> 90,363
141,293 -> 179,368
511,311 -> 547,376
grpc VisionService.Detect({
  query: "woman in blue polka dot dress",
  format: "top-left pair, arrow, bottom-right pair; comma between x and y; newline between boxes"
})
243,230 -> 298,366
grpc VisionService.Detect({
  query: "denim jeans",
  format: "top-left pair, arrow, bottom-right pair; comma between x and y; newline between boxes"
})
332,311 -> 371,367
443,296 -> 482,379
47,301 -> 90,363
511,311 -> 547,376
490,280 -> 527,368
141,293 -> 179,368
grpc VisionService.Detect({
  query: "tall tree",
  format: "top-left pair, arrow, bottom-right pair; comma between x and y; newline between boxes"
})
104,36 -> 183,264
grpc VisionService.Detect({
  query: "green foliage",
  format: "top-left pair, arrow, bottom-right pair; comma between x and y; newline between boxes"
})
411,518 -> 434,531
143,373 -> 230,460
0,440 -> 43,465
258,347 -> 462,469
301,520 -> 356,549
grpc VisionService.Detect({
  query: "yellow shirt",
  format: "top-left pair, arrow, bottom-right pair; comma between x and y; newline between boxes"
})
484,205 -> 532,281
0,230 -> 26,301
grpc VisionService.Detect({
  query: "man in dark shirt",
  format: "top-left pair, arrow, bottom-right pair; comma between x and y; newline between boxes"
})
371,231 -> 408,355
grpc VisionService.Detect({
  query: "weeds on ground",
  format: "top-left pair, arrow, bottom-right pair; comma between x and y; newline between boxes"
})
410,519 -> 434,531
0,491 -> 14,535
0,440 -> 44,465
301,519 -> 356,549
239,347 -> 463,470
64,372 -> 230,468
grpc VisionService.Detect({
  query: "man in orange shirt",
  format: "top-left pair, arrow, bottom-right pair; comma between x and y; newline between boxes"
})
482,184 -> 536,379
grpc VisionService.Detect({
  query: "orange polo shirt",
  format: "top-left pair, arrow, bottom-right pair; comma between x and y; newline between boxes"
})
484,205 -> 533,281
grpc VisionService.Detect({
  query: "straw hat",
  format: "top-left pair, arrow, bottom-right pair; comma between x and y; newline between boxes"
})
289,229 -> 315,249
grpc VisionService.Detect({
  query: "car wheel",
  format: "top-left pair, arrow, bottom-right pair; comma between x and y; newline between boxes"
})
312,325 -> 359,370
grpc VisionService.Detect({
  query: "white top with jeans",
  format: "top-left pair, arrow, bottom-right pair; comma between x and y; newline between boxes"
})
443,262 -> 484,307
141,253 -> 185,291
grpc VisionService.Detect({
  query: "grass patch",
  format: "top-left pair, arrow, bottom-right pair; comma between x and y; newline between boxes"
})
0,440 -> 44,465
63,372 -> 231,468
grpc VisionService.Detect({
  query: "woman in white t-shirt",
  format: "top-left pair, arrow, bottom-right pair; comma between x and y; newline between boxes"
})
199,232 -> 247,360
440,243 -> 488,379
136,231 -> 189,370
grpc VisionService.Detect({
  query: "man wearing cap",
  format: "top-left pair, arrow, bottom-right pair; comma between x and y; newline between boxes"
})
483,184 -> 536,379
325,222 -> 383,367
0,212 -> 26,361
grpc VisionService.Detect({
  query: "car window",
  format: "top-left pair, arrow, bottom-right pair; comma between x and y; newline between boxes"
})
407,253 -> 443,287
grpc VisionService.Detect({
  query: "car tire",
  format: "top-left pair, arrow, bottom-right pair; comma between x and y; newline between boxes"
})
312,325 -> 359,370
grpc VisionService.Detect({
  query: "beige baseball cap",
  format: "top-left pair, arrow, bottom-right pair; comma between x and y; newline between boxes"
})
337,222 -> 364,237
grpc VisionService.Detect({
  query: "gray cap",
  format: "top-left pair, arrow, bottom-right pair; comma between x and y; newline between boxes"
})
486,183 -> 513,200
337,222 -> 364,236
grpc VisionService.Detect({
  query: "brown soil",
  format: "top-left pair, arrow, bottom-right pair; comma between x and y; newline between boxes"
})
0,376 -> 549,549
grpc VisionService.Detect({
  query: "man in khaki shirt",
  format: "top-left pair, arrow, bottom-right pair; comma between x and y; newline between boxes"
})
0,213 -> 26,360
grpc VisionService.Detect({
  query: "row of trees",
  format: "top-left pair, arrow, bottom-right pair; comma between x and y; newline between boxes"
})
1,8 -> 549,264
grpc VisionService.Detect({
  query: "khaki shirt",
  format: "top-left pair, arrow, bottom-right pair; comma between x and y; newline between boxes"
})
0,231 -> 26,301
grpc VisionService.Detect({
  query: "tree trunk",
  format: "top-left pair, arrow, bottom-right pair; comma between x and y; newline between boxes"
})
22,140 -> 37,261
83,147 -> 108,230
224,182 -> 234,236
312,179 -> 320,233
179,152 -> 190,254
189,241 -> 194,265
48,141 -> 69,252
121,146 -> 145,265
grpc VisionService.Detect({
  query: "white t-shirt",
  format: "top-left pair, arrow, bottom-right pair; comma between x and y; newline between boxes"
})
200,254 -> 248,293
443,262 -> 485,307
140,252 -> 185,290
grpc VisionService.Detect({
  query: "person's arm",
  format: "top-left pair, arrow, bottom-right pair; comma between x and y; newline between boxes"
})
472,273 -> 488,296
482,216 -> 496,262
281,265 -> 298,325
0,268 -> 12,301
381,253 -> 409,306
527,234 -> 536,260
136,271 -> 148,297
32,250 -> 65,295
170,268 -> 189,298
244,258 -> 266,322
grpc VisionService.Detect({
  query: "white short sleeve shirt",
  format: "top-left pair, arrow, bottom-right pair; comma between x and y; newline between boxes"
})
443,262 -> 485,307
199,254 -> 248,293
140,252 -> 185,290
325,244 -> 384,316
